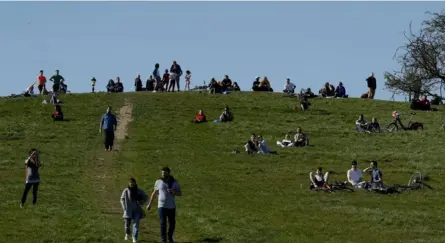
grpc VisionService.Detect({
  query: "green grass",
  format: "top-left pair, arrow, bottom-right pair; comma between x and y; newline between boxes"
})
0,91 -> 444,243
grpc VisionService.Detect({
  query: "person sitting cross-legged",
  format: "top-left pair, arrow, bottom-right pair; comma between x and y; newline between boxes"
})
355,114 -> 369,132
363,161 -> 383,189
219,105 -> 233,122
334,82 -> 348,98
245,134 -> 259,154
292,127 -> 309,146
193,110 -> 207,123
283,78 -> 296,94
309,167 -> 331,190
51,104 -> 64,121
346,161 -> 365,188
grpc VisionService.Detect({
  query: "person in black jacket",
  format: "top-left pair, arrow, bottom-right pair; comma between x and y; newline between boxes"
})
170,61 -> 183,92
135,75 -> 143,92
366,72 -> 377,99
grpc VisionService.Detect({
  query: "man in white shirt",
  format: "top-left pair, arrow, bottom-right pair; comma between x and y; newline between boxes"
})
283,78 -> 296,94
347,161 -> 365,188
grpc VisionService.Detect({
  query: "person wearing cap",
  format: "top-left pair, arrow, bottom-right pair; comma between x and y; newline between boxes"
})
283,78 -> 296,94
252,77 -> 261,91
346,161 -> 364,187
363,161 -> 383,188
147,167 -> 182,243
49,70 -> 65,93
309,167 -> 331,189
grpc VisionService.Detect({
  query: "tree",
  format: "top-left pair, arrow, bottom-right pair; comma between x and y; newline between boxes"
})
384,10 -> 445,101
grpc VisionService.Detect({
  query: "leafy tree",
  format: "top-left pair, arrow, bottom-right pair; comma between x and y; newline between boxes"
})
384,10 -> 445,101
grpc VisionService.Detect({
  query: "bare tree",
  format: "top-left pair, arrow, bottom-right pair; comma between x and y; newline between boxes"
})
384,10 -> 445,101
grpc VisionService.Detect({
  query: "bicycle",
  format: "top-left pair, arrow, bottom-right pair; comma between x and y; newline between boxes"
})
387,112 -> 424,132
367,172 -> 433,194
310,181 -> 354,193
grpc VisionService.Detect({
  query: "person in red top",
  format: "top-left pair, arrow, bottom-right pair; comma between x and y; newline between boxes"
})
51,105 -> 64,121
193,110 -> 207,123
37,70 -> 47,95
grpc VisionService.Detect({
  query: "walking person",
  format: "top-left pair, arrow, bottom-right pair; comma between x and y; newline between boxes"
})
366,72 -> 377,99
170,61 -> 183,92
37,70 -> 47,95
147,167 -> 182,243
99,106 -> 117,151
20,148 -> 41,208
121,178 -> 148,243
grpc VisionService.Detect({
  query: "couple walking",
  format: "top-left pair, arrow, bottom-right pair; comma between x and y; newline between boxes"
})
121,167 -> 181,243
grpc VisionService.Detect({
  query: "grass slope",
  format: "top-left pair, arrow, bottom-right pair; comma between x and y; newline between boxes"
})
0,92 -> 444,243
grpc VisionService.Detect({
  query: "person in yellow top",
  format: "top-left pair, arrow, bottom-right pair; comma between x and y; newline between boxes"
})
259,77 -> 273,92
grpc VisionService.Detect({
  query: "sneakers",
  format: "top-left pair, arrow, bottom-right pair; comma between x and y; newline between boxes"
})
132,238 -> 137,243
124,234 -> 130,240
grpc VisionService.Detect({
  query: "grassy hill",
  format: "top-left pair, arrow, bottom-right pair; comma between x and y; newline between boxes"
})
0,91 -> 444,243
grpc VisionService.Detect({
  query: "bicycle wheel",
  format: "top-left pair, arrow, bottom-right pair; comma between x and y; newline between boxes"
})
387,123 -> 398,132
408,172 -> 423,187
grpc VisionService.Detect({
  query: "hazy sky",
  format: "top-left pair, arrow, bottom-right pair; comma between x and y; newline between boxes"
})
0,1 -> 444,100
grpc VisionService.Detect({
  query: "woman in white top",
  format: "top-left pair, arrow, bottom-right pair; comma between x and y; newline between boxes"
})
184,70 -> 191,91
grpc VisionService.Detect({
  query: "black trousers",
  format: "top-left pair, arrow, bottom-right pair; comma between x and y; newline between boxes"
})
104,129 -> 115,149
21,182 -> 39,205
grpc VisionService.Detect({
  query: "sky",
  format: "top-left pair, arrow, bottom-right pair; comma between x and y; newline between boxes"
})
0,1 -> 444,101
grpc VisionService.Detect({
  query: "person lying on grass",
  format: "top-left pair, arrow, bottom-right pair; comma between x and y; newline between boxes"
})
309,167 -> 331,190
193,110 -> 207,123
346,161 -> 365,188
51,104 -> 64,121
355,114 -> 369,132
219,105 -> 233,122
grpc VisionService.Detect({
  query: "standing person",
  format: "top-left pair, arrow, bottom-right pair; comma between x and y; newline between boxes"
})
37,70 -> 47,95
20,148 -> 41,208
153,63 -> 161,92
170,61 -> 183,92
366,72 -> 377,99
99,106 -> 118,151
49,70 -> 65,93
162,69 -> 170,91
121,178 -> 148,243
147,167 -> 182,243
184,70 -> 191,91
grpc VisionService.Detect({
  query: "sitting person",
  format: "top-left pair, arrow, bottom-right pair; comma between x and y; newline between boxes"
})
256,135 -> 271,154
334,82 -> 348,98
319,82 -> 335,97
24,84 -> 35,97
259,77 -> 273,92
146,75 -> 155,91
209,78 -> 223,94
363,161 -> 383,188
301,88 -> 317,98
193,110 -> 207,123
298,94 -> 311,111
221,75 -> 233,91
293,127 -> 309,146
245,134 -> 258,154
309,167 -> 331,189
283,78 -> 296,94
355,114 -> 369,132
219,105 -> 233,122
114,77 -> 124,92
276,134 -> 294,147
369,117 -> 380,132
411,95 -> 432,111
252,77 -> 261,91
50,93 -> 59,104
51,104 -> 64,121
232,82 -> 241,91
347,161 -> 365,188
106,79 -> 115,93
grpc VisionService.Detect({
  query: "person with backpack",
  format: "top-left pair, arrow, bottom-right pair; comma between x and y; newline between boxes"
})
99,106 -> 118,151
20,148 -> 41,208
120,178 -> 148,243
147,167 -> 182,243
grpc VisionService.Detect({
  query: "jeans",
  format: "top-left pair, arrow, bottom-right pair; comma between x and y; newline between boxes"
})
158,207 -> 176,242
124,212 -> 141,240
21,182 -> 39,205
103,129 -> 114,150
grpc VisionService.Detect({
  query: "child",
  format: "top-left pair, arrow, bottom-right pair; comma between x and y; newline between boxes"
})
162,69 -> 170,91
184,70 -> 191,91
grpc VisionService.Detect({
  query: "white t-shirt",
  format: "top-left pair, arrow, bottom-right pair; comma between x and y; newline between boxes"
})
154,179 -> 181,209
284,82 -> 295,91
347,169 -> 363,185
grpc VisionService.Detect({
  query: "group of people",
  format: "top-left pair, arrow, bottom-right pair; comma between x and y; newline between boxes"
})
252,76 -> 273,92
22,70 -> 67,97
133,62 -> 191,93
106,77 -> 125,93
309,160 -> 383,190
318,81 -> 349,98
208,75 -> 241,94
355,114 -> 381,133
244,134 -> 275,154
276,127 -> 310,147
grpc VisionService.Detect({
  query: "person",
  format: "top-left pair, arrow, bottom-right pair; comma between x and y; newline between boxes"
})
184,70 -> 191,91
319,82 -> 335,97
334,82 -> 348,98
283,78 -> 296,94
193,110 -> 207,123
51,104 -> 64,121
153,63 -> 162,92
170,60 -> 183,92
259,77 -> 273,92
146,75 -> 155,91
91,77 -> 97,93
99,106 -> 118,151
302,88 -> 316,98
135,75 -> 143,92
346,161 -> 364,187
208,78 -> 223,94
369,117 -> 380,132
221,75 -> 232,91
49,70 -> 65,93
245,134 -> 258,154
37,70 -> 47,95
120,178 -> 148,243
309,167 -> 331,189
363,161 -> 383,188
355,114 -> 369,132
21,148 -> 41,208
293,127 -> 309,146
256,135 -> 270,154
168,72 -> 178,92
147,167 -> 182,243
276,134 -> 294,147
24,84 -> 35,97
115,77 -> 124,92
107,79 -> 116,93
366,72 -> 377,99
162,69 -> 170,91
219,105 -> 233,122
298,93 -> 310,111
232,82 -> 241,91
252,77 -> 261,91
